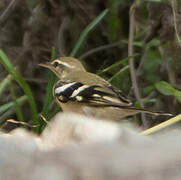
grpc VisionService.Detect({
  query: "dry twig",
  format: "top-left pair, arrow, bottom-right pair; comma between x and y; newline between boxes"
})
128,3 -> 147,128
0,0 -> 21,28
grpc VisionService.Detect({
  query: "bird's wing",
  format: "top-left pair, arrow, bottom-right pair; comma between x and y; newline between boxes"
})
87,85 -> 132,106
54,80 -> 173,117
54,80 -> 132,106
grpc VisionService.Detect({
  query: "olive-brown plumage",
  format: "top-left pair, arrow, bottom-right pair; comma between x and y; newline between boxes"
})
39,57 -> 172,121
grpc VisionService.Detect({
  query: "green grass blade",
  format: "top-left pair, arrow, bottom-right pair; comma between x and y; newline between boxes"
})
41,72 -> 55,115
0,96 -> 28,124
41,47 -> 56,116
70,9 -> 108,57
48,104 -> 60,119
0,95 -> 27,114
0,49 -> 39,131
0,108 -> 15,125
9,82 -> 24,123
98,54 -> 138,75
0,74 -> 12,97
108,65 -> 129,82
39,48 -> 57,133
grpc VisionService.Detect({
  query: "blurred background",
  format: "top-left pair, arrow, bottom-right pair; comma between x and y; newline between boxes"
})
0,0 -> 181,133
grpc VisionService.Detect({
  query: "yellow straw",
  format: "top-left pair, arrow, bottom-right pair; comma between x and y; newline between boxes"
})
141,114 -> 181,135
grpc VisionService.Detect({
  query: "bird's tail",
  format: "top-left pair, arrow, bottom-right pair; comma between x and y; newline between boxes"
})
91,103 -> 173,117
120,106 -> 173,117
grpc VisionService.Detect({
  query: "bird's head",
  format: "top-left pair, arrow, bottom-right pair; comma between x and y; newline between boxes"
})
39,57 -> 85,78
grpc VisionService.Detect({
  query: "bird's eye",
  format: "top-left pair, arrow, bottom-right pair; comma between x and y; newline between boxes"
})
53,61 -> 59,67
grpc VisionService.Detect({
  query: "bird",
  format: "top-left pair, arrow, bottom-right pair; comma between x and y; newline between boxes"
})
39,57 -> 172,121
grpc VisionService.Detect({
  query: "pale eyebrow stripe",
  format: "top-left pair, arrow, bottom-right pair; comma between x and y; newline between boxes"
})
59,62 -> 74,68
55,82 -> 76,94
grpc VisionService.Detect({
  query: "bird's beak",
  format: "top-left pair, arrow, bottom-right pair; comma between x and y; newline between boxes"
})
38,62 -> 53,69
39,62 -> 59,77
